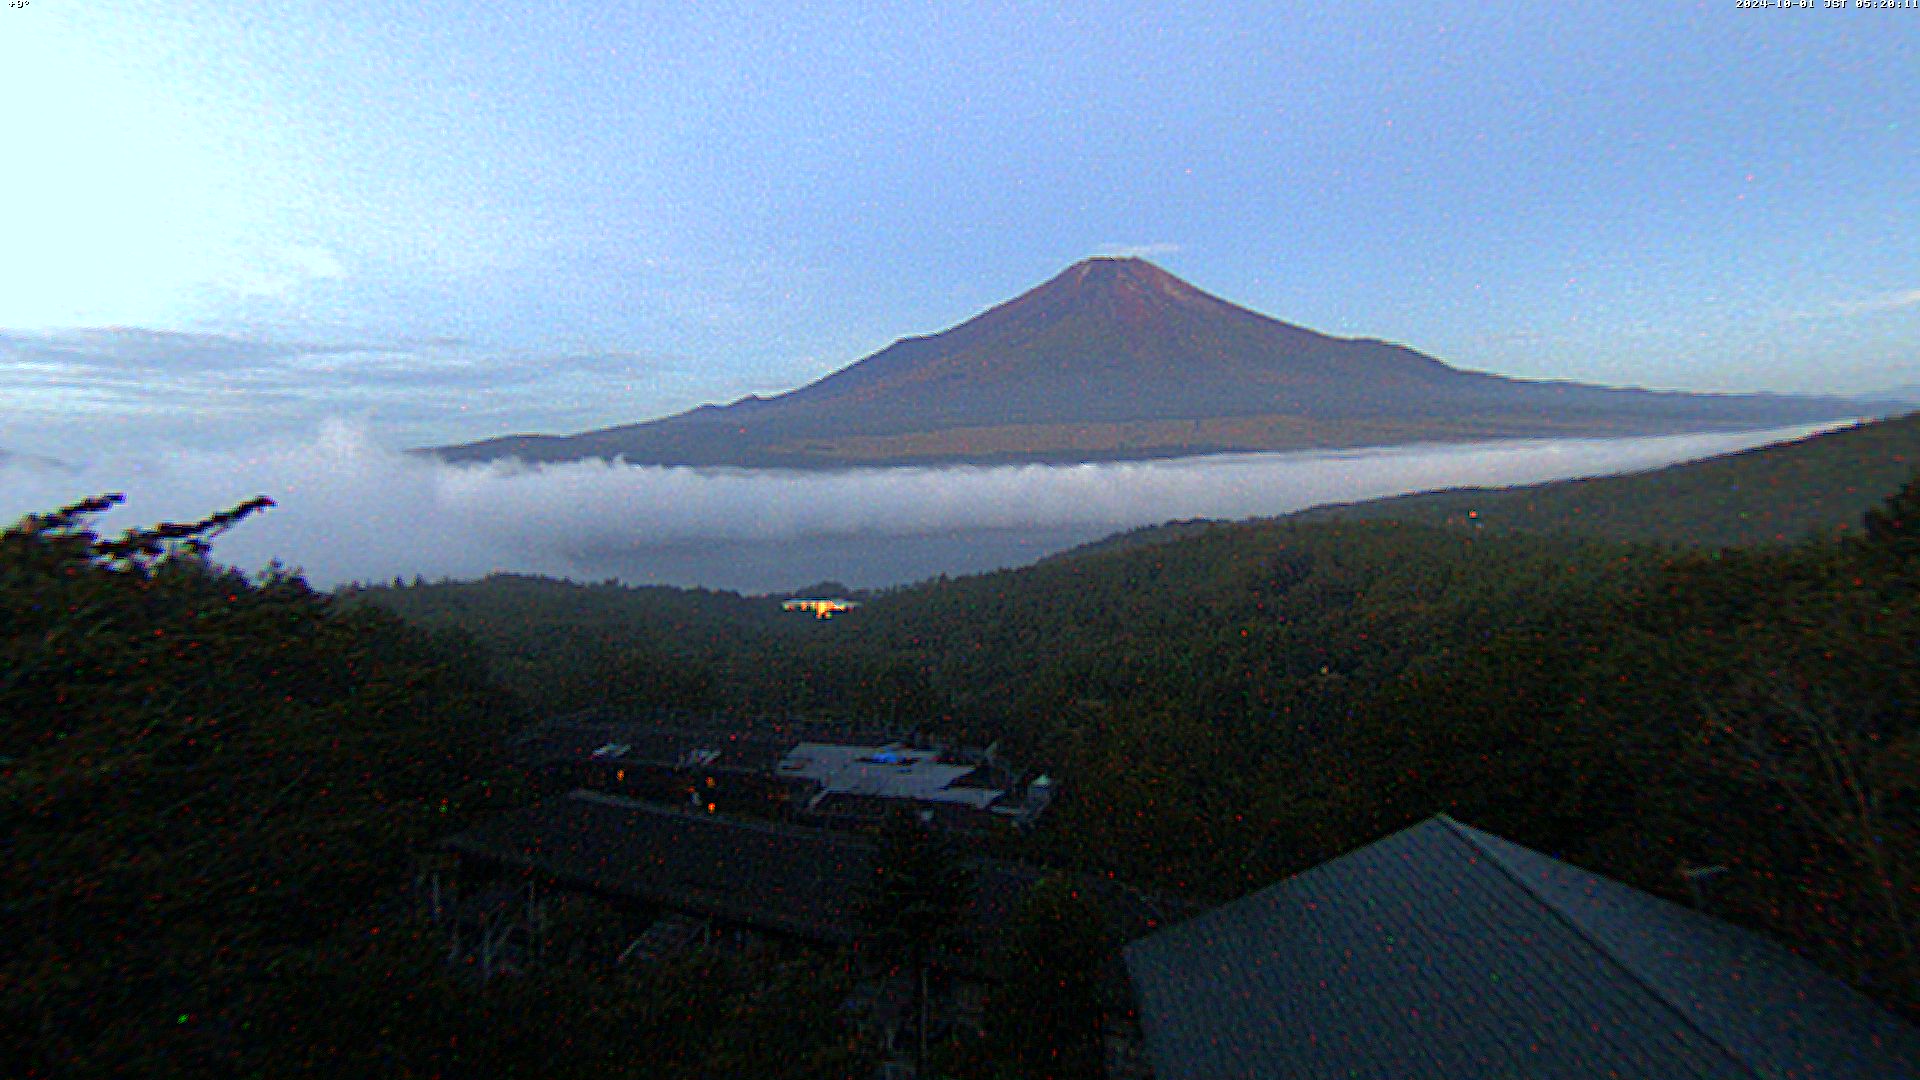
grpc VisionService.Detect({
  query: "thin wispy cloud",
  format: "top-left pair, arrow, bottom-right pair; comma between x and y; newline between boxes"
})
1840,287 -> 1920,316
219,244 -> 351,299
1790,287 -> 1920,321
0,329 -> 693,452
0,419 -> 1853,594
1098,243 -> 1183,259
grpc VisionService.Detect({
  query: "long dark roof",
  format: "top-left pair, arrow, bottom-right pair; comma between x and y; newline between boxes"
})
1123,815 -> 1920,1080
444,790 -> 1038,947
512,721 -> 797,774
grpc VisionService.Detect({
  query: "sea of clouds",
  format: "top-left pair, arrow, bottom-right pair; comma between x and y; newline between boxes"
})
0,420 -> 1854,594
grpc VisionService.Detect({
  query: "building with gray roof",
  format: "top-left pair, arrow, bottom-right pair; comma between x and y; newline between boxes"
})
443,789 -> 1054,951
508,713 -> 1052,830
1123,814 -> 1920,1080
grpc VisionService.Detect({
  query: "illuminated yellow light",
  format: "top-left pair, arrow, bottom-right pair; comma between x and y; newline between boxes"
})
783,598 -> 858,618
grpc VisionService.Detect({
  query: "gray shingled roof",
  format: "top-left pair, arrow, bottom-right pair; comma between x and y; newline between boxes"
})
443,790 -> 1042,949
1123,815 -> 1920,1080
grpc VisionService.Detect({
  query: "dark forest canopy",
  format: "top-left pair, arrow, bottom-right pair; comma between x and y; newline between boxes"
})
7,437 -> 1920,1075
349,459 -> 1920,1027
0,498 -> 865,1078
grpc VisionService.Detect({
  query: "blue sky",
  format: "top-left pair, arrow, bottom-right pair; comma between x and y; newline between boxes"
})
3,1 -> 1916,457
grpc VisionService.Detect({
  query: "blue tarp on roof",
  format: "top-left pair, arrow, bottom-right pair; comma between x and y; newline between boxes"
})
1123,815 -> 1920,1080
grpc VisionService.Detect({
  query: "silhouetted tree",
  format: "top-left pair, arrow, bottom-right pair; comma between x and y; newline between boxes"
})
970,876 -> 1111,1080
1857,470 -> 1920,572
858,808 -> 975,1077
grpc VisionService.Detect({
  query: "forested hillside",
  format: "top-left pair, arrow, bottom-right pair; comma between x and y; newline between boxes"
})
1294,411 -> 1920,545
352,465 -> 1920,1025
0,498 -> 867,1078
1027,412 -> 1920,565
11,454 -> 1917,1075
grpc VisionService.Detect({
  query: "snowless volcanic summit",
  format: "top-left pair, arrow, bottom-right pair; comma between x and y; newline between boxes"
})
431,258 -> 1864,468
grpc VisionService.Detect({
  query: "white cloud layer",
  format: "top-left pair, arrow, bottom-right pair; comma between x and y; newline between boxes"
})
0,420 -> 1855,594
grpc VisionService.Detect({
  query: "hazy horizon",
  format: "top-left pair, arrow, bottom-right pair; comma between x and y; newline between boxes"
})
0,421 -> 1856,595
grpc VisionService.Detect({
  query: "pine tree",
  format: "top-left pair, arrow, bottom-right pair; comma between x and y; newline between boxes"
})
976,876 -> 1111,1080
1858,470 -> 1920,573
858,808 -> 976,1077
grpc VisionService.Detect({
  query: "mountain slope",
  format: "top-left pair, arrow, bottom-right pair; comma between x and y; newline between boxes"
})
1062,410 -> 1920,557
1292,410 -> 1920,546
431,258 -> 1868,468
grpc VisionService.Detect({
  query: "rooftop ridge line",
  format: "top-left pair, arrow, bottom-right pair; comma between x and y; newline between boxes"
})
565,788 -> 879,848
1437,816 -> 1763,1080
561,789 -> 1040,879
